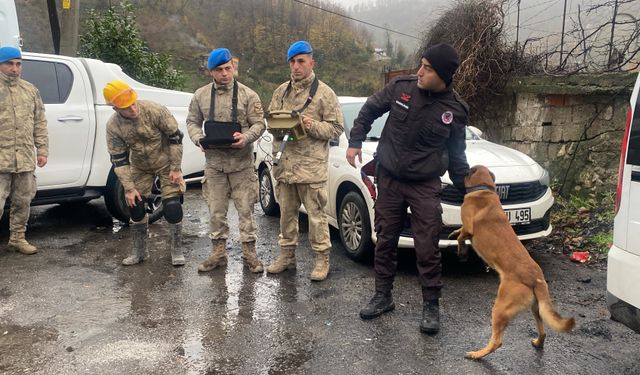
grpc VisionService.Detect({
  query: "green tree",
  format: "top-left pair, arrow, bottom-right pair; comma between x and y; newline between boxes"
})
79,0 -> 185,90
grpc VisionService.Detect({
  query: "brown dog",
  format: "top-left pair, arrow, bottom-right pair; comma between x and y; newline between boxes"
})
449,165 -> 575,360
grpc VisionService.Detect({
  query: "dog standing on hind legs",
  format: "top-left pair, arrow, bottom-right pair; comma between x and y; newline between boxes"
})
449,165 -> 575,360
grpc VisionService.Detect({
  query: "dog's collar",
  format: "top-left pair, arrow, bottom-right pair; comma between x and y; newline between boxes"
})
465,185 -> 496,194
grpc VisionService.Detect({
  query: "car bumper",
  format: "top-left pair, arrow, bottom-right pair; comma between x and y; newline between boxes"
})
607,244 -> 640,333
371,187 -> 554,249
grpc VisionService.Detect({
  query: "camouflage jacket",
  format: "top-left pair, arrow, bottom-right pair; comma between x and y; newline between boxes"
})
187,79 -> 265,173
106,100 -> 183,192
268,72 -> 344,184
0,72 -> 49,173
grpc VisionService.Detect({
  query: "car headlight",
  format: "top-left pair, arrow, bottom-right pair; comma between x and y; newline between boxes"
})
539,169 -> 550,187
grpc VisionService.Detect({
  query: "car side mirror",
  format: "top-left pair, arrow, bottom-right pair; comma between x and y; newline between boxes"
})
329,138 -> 339,147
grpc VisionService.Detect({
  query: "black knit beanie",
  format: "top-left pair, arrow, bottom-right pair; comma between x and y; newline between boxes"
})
421,43 -> 460,86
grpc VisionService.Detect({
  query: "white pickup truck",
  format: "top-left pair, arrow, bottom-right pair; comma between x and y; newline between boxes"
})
16,52 -> 204,223
1,2 -> 204,223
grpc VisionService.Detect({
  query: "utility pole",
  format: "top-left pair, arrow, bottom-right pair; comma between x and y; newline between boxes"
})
559,0 -> 568,69
60,0 -> 80,56
515,0 -> 521,64
608,0 -> 619,66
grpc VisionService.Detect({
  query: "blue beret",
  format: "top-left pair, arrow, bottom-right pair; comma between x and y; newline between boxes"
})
0,46 -> 22,64
207,48 -> 232,70
287,41 -> 313,62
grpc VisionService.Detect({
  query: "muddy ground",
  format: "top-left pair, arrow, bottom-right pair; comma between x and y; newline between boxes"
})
0,187 -> 638,374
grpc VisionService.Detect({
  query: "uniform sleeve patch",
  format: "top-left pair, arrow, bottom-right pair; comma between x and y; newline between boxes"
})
441,111 -> 454,125
254,102 -> 263,114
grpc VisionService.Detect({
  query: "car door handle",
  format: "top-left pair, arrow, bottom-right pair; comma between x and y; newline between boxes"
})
332,163 -> 340,168
57,115 -> 83,122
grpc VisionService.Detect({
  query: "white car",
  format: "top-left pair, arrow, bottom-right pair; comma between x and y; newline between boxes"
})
254,97 -> 554,260
607,71 -> 640,333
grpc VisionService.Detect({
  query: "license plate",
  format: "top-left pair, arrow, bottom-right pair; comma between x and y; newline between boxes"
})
505,208 -> 531,224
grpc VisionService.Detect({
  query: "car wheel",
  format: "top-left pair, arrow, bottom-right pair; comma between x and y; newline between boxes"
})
259,167 -> 279,216
339,191 -> 374,261
104,173 -> 163,224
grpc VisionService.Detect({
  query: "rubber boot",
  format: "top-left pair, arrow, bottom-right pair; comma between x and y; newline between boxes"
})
122,223 -> 147,266
7,232 -> 37,255
197,239 -> 227,272
241,241 -> 263,273
309,251 -> 330,281
359,291 -> 395,320
170,223 -> 185,266
420,299 -> 440,334
266,246 -> 296,274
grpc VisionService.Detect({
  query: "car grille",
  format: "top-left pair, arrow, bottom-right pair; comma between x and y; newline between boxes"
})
398,212 -> 551,239
441,182 -> 548,205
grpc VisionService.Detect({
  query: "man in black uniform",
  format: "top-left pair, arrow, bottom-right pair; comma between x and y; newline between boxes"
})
346,43 -> 469,334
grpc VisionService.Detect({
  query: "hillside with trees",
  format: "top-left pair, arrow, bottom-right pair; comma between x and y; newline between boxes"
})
15,0 -> 389,100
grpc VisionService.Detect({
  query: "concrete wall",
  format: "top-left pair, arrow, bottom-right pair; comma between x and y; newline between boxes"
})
477,72 -> 636,196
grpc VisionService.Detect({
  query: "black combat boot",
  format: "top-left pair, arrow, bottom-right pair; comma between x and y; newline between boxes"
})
420,299 -> 440,334
360,291 -> 395,320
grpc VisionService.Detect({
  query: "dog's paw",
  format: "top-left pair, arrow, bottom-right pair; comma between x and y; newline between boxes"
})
464,351 -> 484,360
448,229 -> 461,240
531,338 -> 545,349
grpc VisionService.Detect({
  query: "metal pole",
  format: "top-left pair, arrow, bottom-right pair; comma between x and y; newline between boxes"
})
46,0 -> 61,54
515,0 -> 521,51
559,0 -> 568,69
608,0 -> 619,66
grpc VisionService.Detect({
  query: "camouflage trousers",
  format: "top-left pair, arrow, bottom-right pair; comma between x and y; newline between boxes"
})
131,164 -> 186,199
275,181 -> 331,254
0,172 -> 37,234
203,166 -> 258,242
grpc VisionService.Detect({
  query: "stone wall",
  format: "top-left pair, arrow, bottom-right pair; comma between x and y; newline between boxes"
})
476,72 -> 636,196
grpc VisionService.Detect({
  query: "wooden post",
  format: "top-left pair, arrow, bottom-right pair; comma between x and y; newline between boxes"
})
60,0 -> 80,56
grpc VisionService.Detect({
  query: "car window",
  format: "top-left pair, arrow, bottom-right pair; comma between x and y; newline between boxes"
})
341,102 -> 388,140
465,127 -> 482,140
627,98 -> 640,166
21,60 -> 73,104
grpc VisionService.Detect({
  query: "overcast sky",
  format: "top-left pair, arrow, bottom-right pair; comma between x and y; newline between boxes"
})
323,0 -> 639,52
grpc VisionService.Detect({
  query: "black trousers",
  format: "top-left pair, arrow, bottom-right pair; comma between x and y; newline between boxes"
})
373,166 -> 443,300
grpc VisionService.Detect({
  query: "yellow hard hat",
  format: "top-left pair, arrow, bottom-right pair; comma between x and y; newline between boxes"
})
103,79 -> 138,108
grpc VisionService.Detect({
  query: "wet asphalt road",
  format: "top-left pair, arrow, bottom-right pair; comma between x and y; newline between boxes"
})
0,187 -> 639,375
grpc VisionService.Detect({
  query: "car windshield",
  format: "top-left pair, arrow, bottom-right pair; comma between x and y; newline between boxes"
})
342,100 -> 480,141
342,102 -> 387,140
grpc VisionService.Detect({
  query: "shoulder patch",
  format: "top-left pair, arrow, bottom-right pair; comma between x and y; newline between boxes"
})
441,111 -> 454,125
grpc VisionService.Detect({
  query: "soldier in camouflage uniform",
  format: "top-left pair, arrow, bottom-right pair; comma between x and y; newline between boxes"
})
0,47 -> 48,255
186,48 -> 266,273
266,41 -> 344,281
104,79 -> 187,266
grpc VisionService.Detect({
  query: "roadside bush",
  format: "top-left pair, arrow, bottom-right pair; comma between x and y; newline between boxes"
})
548,190 -> 615,260
79,0 -> 185,90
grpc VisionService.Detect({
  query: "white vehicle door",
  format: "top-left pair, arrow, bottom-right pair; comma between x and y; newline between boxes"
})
625,95 -> 640,255
0,0 -> 20,47
21,56 -> 94,188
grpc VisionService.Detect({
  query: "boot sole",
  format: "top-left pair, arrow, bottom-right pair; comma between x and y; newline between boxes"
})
122,259 -> 144,266
266,264 -> 296,274
7,245 -> 37,255
310,273 -> 328,281
359,302 -> 396,320
420,325 -> 439,335
197,260 -> 227,272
